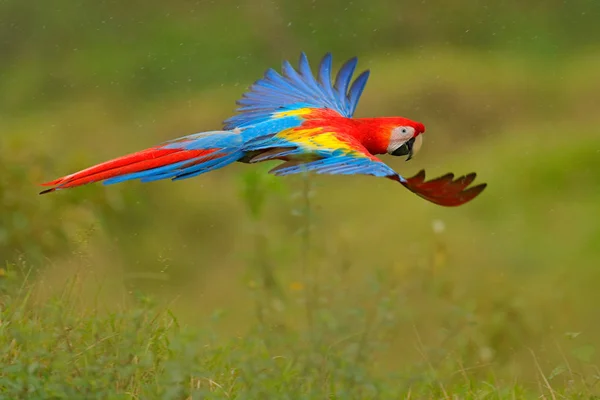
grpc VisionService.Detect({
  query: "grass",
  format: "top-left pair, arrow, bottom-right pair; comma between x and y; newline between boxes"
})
1,260 -> 599,399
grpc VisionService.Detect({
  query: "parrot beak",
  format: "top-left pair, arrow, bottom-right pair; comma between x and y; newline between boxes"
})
392,135 -> 423,161
405,137 -> 415,161
410,134 -> 423,160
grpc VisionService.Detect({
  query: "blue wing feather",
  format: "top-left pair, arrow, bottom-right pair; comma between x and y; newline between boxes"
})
333,57 -> 358,115
281,61 -> 316,98
347,70 -> 370,116
317,54 -> 339,110
298,53 -> 330,106
271,155 -> 397,178
223,53 -> 370,130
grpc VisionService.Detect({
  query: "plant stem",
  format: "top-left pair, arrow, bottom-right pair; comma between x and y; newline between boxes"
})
301,173 -> 315,337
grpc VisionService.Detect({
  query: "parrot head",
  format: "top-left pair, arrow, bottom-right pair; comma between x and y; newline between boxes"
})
385,119 -> 425,161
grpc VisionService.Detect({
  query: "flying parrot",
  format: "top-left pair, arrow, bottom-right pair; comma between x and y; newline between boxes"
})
40,53 -> 486,206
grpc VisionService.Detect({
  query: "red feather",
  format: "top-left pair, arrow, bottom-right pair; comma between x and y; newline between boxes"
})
39,147 -> 216,194
401,170 -> 486,207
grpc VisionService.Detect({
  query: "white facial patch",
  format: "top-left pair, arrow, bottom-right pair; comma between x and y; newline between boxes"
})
387,126 -> 416,154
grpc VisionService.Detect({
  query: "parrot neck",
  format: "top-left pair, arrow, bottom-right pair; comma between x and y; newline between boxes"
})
352,118 -> 395,155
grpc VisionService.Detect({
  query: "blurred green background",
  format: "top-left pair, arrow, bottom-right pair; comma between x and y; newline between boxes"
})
2,0 -> 600,394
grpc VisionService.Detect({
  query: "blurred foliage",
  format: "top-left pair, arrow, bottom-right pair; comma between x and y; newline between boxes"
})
0,139 -> 104,262
1,0 -> 599,113
0,125 -> 154,265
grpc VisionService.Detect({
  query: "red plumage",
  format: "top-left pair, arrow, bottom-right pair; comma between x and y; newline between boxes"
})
401,170 -> 486,207
40,147 -> 217,194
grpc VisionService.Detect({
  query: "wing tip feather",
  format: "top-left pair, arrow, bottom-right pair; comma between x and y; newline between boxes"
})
403,170 -> 487,207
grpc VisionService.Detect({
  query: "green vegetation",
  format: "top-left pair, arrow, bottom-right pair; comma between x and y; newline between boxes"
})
1,256 -> 599,399
1,0 -> 600,397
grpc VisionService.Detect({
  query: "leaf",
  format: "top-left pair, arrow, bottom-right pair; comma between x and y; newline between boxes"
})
565,331 -> 581,340
548,364 -> 567,380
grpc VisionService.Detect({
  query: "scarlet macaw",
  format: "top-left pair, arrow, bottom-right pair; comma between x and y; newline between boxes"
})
40,53 -> 486,206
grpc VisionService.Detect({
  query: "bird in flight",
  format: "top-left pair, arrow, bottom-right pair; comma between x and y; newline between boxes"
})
41,53 -> 486,206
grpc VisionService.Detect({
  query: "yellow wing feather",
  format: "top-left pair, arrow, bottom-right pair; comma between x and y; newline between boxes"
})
276,127 -> 362,155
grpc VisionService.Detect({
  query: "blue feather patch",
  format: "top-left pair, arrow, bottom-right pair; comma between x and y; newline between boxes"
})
223,53 -> 370,130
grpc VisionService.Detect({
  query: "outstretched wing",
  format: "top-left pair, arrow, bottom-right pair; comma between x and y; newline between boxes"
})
244,127 -> 486,207
243,127 -> 399,179
223,53 -> 370,130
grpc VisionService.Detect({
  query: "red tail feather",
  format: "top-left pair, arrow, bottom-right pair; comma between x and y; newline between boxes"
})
40,147 -> 217,194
